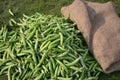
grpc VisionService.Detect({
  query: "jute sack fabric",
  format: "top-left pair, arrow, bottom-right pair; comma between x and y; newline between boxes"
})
61,0 -> 120,73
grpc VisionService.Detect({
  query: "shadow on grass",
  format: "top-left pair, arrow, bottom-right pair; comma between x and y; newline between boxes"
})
99,71 -> 120,80
118,13 -> 120,17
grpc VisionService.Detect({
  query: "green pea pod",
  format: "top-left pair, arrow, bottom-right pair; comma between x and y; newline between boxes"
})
0,66 -> 9,75
50,57 -> 56,70
66,57 -> 81,66
9,9 -> 14,16
42,65 -> 48,73
58,51 -> 68,57
6,46 -> 16,59
10,19 -> 17,24
79,70 -> 85,80
70,66 -> 83,72
27,27 -> 36,40
87,77 -> 98,80
41,34 -> 59,42
32,67 -> 41,77
67,45 -> 78,55
54,66 -> 59,78
58,45 -> 66,51
8,66 -> 12,80
9,31 -> 17,42
48,61 -> 54,78
80,57 -> 88,69
3,26 -> 8,41
89,63 -> 95,71
0,26 -> 4,35
34,71 -> 44,80
42,27 -> 52,36
48,39 -> 60,49
36,50 -> 49,68
57,77 -> 72,80
20,69 -> 28,79
40,41 -> 50,51
56,59 -> 68,73
0,46 -> 8,53
12,71 -> 18,80
35,32 -> 39,51
20,29 -> 27,49
0,59 -> 11,67
61,68 -> 65,77
59,32 -> 63,45
26,40 -> 37,64
3,52 -> 7,60
29,63 -> 34,70
17,52 -> 29,57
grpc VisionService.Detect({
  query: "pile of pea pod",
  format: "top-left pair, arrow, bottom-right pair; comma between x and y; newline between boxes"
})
0,12 -> 102,80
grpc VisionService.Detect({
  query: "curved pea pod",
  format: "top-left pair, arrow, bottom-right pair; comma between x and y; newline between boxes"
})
58,51 -> 68,57
27,27 -> 36,40
70,66 -> 83,72
41,27 -> 52,36
0,68 -> 8,75
34,71 -> 44,80
12,71 -> 19,80
41,34 -> 59,42
9,20 -> 14,26
8,31 -> 17,43
42,65 -> 48,73
0,42 -> 5,48
9,9 -> 14,16
10,19 -> 17,24
23,14 -> 30,19
0,59 -> 11,67
61,68 -> 65,77
23,71 -> 32,80
19,69 -> 28,79
48,39 -> 60,49
50,57 -> 56,70
82,50 -> 89,59
40,40 -> 50,51
0,46 -> 8,53
89,63 -> 95,71
67,45 -> 78,55
56,59 -> 68,73
58,45 -> 66,51
78,70 -> 85,80
66,57 -> 81,67
36,50 -> 49,68
7,46 -> 16,59
32,67 -> 41,77
8,66 -> 12,80
57,65 -> 62,76
80,56 -> 88,69
26,40 -> 37,64
1,63 -> 15,75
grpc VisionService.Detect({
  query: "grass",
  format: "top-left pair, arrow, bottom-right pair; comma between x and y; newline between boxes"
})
0,0 -> 120,80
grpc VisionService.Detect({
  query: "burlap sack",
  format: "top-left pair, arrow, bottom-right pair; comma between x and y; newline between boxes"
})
61,0 -> 120,73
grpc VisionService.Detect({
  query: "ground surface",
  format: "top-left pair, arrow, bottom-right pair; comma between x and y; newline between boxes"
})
0,0 -> 120,80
